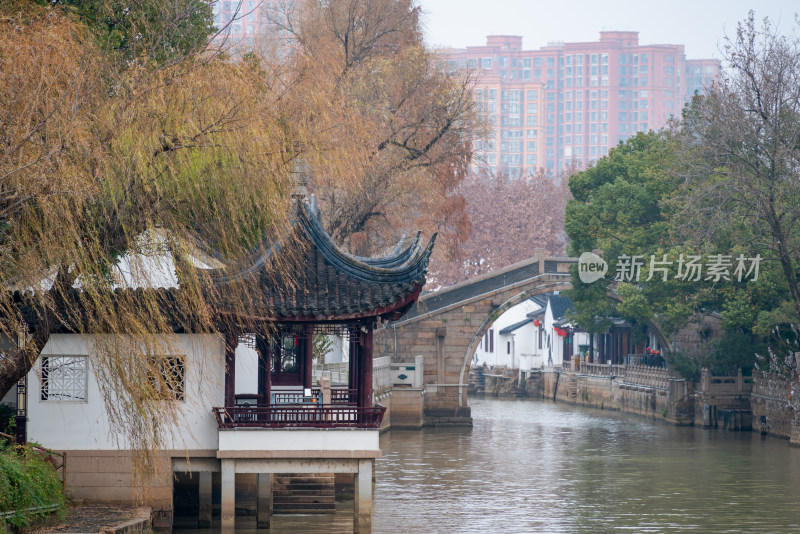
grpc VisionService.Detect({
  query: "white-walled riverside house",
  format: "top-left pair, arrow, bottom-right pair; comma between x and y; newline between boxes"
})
473,292 -> 591,373
18,196 -> 434,533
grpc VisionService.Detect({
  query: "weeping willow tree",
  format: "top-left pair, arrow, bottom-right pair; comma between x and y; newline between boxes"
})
1,0 -> 480,493
0,0 -> 312,491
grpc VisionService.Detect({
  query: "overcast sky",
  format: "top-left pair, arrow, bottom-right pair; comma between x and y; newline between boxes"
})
420,0 -> 798,60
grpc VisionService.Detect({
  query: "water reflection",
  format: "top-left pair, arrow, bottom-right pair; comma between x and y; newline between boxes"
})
174,397 -> 800,533
375,398 -> 800,533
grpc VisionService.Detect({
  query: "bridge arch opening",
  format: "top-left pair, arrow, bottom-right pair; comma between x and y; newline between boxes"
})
378,255 -> 672,425
458,288 -> 557,407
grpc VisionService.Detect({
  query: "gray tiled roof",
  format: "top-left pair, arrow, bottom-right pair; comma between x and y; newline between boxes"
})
207,198 -> 435,321
548,294 -> 575,321
499,318 -> 533,335
18,198 -> 434,334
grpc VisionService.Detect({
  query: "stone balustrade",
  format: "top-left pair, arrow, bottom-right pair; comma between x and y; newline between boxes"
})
622,364 -> 671,389
699,368 -> 753,396
580,362 -> 626,378
373,356 -> 392,394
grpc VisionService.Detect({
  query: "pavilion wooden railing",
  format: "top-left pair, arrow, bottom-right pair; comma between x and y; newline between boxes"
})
213,404 -> 386,429
270,387 -> 357,405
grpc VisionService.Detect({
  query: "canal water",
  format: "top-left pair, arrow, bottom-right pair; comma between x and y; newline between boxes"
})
375,397 -> 800,533
175,397 -> 800,533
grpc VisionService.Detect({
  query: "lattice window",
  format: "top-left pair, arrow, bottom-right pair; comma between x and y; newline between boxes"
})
148,356 -> 185,401
41,356 -> 87,401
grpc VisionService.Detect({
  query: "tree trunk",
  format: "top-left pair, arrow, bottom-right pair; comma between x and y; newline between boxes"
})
0,267 -> 74,400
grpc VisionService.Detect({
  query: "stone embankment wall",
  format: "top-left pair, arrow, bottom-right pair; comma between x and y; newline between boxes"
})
480,365 -> 800,442
523,366 -> 683,423
750,371 -> 798,444
384,388 -> 425,429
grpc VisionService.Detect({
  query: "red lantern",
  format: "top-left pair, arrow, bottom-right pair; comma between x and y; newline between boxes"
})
534,319 -> 540,327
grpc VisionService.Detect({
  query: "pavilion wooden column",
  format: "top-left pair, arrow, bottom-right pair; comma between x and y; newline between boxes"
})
303,324 -> 314,390
256,335 -> 271,405
224,332 -> 237,408
358,327 -> 374,408
589,333 -> 595,364
348,335 -> 360,404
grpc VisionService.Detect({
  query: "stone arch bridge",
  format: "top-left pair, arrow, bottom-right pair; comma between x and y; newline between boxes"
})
375,254 -> 577,426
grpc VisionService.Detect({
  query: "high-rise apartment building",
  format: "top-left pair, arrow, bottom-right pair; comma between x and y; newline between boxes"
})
440,32 -> 720,175
211,0 -> 290,53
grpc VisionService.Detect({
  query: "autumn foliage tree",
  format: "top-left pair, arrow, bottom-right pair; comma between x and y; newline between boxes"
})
428,169 -> 572,288
268,0 -> 477,256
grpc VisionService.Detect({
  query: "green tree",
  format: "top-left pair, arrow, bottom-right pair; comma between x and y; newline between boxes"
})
677,13 -> 800,389
48,0 -> 214,65
565,14 -> 800,385
565,131 -> 698,340
564,129 -> 769,371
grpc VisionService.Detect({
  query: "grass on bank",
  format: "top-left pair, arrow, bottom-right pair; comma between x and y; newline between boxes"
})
0,436 -> 66,531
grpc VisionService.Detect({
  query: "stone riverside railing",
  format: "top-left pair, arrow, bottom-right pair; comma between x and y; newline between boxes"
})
578,362 -> 669,389
699,368 -> 753,396
312,362 -> 349,385
579,362 -> 626,377
312,356 -> 424,396
373,356 -> 392,393
623,364 -> 671,389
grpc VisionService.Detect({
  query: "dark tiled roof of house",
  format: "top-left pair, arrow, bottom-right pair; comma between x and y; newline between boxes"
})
548,294 -> 574,321
529,294 -> 548,307
499,318 -> 533,335
526,308 -> 546,319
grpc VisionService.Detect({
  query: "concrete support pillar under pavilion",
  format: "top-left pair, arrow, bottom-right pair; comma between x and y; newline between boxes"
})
198,471 -> 212,528
257,472 -> 272,528
221,459 -> 236,533
353,459 -> 373,534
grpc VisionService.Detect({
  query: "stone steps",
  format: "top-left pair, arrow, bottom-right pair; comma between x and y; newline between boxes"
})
272,473 -> 336,514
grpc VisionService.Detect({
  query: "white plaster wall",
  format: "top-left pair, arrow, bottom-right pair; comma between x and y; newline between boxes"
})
218,429 -> 379,452
28,333 -> 224,452
473,299 -> 541,368
323,335 -> 348,364
519,322 -> 545,370
235,340 -> 259,394
544,305 -> 562,366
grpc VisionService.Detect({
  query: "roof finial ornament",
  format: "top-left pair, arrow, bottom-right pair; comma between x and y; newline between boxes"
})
292,158 -> 310,202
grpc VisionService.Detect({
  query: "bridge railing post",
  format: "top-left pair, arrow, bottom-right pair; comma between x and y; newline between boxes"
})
533,248 -> 546,274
